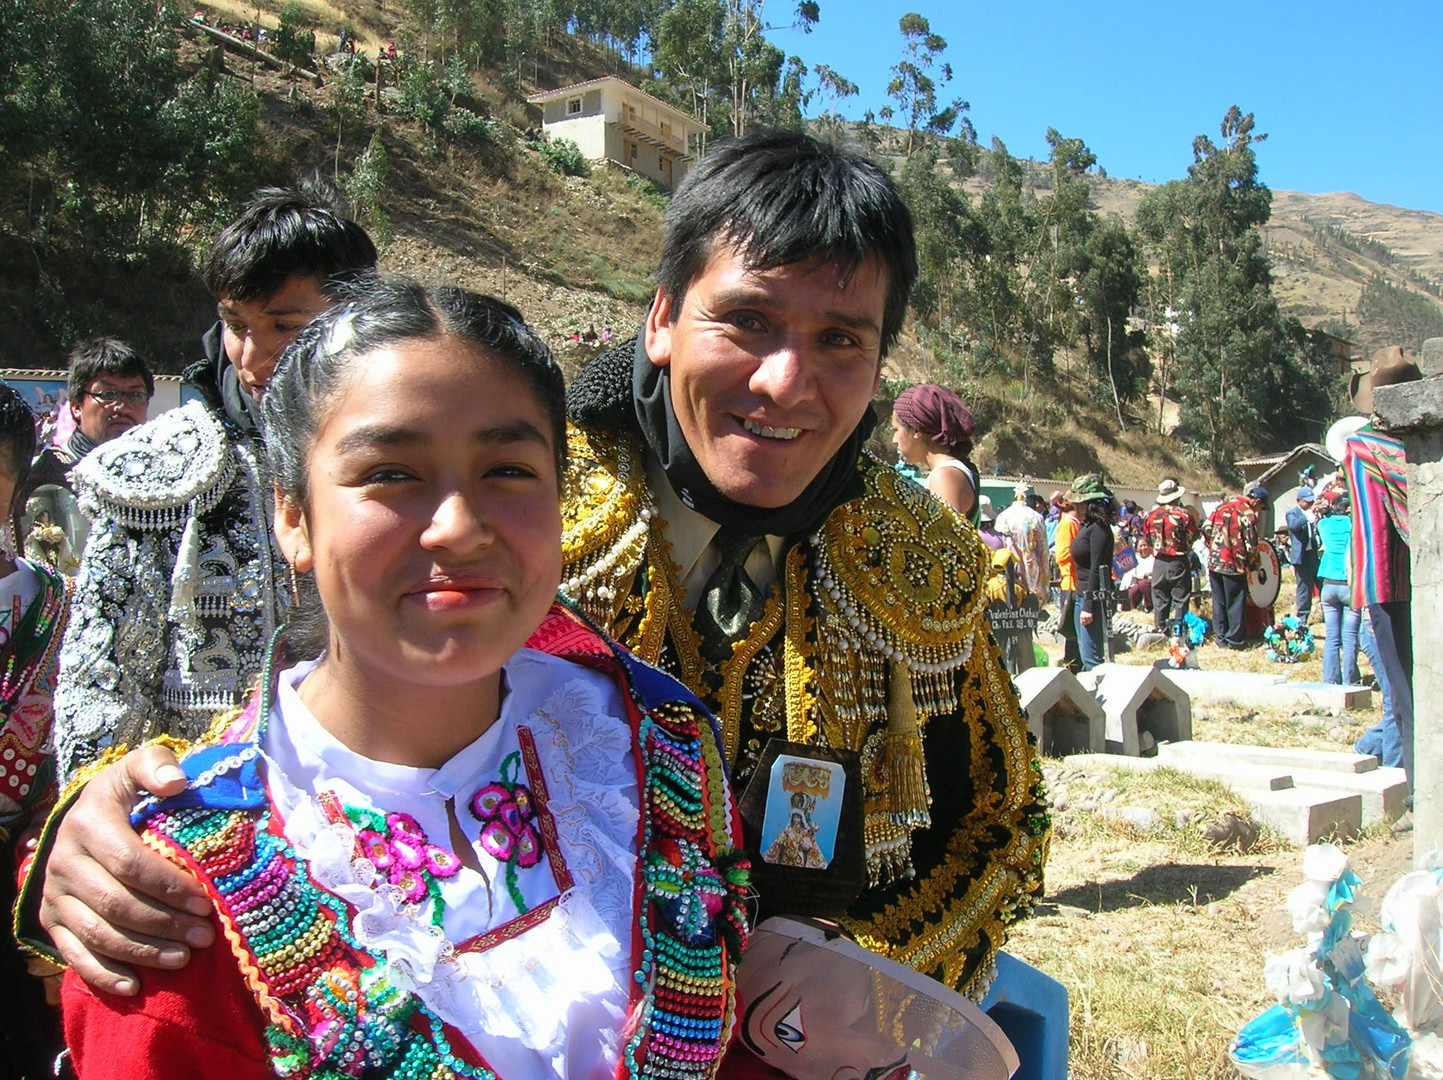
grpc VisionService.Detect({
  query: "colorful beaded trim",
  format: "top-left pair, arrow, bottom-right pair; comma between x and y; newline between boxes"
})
137,609 -> 750,1079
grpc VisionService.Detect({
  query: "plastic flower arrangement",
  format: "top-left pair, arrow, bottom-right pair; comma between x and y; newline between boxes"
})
1167,612 -> 1209,668
1231,843 -> 1443,1079
1364,851 -> 1443,1076
1264,615 -> 1315,664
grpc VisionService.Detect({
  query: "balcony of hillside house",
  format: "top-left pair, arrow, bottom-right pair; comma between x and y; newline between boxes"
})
619,109 -> 689,158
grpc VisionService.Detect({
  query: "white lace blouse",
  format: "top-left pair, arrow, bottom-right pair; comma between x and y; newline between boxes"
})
262,649 -> 642,1080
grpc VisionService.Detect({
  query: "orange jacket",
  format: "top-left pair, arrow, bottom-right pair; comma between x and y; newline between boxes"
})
1055,513 -> 1080,591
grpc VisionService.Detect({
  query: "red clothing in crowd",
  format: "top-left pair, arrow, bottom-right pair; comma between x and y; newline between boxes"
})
1142,503 -> 1199,558
1205,496 -> 1261,575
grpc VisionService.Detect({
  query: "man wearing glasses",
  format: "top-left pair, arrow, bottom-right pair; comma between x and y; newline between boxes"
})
65,340 -> 155,450
18,338 -> 154,566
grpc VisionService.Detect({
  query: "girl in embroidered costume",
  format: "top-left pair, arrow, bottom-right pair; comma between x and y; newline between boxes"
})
0,380 -> 73,1077
61,279 -> 749,1080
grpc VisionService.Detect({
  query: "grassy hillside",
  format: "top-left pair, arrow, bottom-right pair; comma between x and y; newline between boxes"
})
9,2 -> 1439,490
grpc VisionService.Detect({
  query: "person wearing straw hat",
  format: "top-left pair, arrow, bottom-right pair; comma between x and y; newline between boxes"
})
1144,477 -> 1199,632
976,494 -> 1005,551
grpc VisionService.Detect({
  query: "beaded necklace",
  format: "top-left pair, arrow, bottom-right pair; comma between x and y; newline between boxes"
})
0,563 -> 66,706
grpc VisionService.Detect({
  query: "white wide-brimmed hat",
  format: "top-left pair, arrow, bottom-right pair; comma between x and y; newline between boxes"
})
1156,478 -> 1186,504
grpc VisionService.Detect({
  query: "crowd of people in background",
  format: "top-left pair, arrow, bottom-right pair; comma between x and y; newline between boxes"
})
886,392 -> 1413,802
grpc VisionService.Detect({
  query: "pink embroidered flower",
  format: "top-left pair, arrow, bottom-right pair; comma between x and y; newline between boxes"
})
389,832 -> 426,870
467,751 -> 543,913
385,812 -> 424,838
513,825 -> 541,869
389,865 -> 428,904
358,829 -> 394,869
512,788 -> 532,818
479,820 -> 515,861
497,798 -> 523,833
352,812 -> 460,908
470,783 -> 509,819
472,787 -> 541,868
426,848 -> 461,876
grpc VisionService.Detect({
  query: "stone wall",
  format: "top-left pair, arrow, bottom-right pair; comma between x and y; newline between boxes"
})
1372,336 -> 1443,855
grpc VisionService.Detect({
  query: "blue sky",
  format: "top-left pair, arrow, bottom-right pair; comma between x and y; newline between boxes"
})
769,0 -> 1443,213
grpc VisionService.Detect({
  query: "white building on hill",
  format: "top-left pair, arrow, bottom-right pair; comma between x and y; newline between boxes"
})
527,77 -> 706,190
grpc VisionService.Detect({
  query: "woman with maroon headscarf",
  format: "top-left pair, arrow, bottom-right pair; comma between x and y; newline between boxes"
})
890,383 -> 980,523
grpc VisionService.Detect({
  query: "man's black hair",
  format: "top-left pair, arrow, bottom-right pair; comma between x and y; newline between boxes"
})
204,180 -> 378,304
66,337 -> 155,400
0,380 -> 35,498
654,131 -> 917,357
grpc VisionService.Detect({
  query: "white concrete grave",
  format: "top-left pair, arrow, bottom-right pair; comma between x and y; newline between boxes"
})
1156,741 -> 1409,828
1013,668 -> 1105,757
1246,787 -> 1363,846
1076,664 -> 1192,756
1159,668 -> 1371,711
1065,750 -> 1371,844
1157,741 -> 1379,774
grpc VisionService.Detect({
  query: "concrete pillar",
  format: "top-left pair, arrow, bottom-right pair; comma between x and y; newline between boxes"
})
1373,339 -> 1443,855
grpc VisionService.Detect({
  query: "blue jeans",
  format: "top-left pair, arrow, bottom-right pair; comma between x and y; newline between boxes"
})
1354,614 -> 1401,767
1076,597 -> 1106,671
1362,603 -> 1413,787
1319,583 -> 1360,685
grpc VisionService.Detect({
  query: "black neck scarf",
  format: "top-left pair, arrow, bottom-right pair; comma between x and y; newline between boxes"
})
626,334 -> 874,539
218,361 -> 265,437
65,427 -> 96,461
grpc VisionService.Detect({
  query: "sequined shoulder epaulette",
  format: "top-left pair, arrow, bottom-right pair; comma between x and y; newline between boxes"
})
71,400 -> 237,531
560,424 -> 655,606
813,454 -> 991,675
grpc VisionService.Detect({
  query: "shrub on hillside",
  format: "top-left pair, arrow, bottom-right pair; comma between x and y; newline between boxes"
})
273,2 -> 316,67
444,108 -> 505,151
392,62 -> 449,127
344,131 -> 392,248
534,137 -> 589,177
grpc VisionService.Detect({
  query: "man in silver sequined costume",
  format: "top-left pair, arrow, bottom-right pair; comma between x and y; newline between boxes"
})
52,184 -> 376,780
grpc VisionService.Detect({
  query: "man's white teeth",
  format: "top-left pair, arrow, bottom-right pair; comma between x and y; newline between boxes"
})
743,420 -> 800,440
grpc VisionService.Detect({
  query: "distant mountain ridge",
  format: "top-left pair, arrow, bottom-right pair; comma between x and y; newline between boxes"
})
1086,176 -> 1443,352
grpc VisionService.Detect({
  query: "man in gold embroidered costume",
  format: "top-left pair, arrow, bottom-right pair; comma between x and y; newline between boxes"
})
30,132 -> 1045,1001
556,132 -> 1047,994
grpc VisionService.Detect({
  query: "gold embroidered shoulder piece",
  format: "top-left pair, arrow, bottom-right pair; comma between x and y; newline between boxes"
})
816,454 -> 992,668
813,457 -> 1048,996
560,425 -> 654,622
808,455 -> 994,825
557,434 -> 1050,997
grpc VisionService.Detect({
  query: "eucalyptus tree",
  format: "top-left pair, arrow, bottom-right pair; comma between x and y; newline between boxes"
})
1136,107 -> 1305,466
886,13 -> 967,156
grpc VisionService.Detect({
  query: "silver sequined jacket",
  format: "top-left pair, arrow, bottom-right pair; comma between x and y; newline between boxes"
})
52,400 -> 284,782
